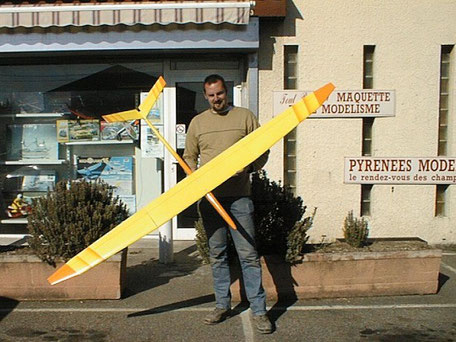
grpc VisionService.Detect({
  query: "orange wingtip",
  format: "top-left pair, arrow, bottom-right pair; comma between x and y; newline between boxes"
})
158,76 -> 166,87
47,264 -> 78,285
314,83 -> 335,104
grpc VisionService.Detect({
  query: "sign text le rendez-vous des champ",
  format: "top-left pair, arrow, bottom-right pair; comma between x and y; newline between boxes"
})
345,157 -> 456,184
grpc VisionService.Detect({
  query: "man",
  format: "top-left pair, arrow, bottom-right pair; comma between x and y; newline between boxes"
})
183,74 -> 272,334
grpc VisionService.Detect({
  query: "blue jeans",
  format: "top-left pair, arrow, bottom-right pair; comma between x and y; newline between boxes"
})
199,196 -> 266,315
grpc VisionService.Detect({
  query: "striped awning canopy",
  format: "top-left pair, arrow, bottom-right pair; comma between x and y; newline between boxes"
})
0,0 -> 253,28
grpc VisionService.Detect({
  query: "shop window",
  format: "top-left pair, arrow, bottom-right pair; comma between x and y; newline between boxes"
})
283,45 -> 298,193
438,45 -> 453,156
361,184 -> 372,217
0,58 -> 163,225
435,185 -> 449,217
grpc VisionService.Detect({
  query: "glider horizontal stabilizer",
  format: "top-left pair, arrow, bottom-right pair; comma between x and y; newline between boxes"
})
102,76 -> 166,122
48,82 -> 335,285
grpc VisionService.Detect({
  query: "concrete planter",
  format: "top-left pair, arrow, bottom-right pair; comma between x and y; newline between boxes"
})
230,245 -> 442,301
0,249 -> 127,300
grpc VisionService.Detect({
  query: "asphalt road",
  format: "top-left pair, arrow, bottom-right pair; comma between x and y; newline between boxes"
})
1,242 -> 455,342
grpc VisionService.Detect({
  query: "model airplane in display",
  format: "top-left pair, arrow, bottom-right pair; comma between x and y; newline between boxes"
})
102,76 -> 237,230
76,161 -> 105,180
48,81 -> 335,285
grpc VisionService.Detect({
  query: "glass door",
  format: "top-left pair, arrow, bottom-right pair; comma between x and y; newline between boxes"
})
175,82 -> 235,229
164,68 -> 242,240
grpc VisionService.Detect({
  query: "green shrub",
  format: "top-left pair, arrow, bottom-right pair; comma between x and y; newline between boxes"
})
343,210 -> 369,248
27,179 -> 129,266
194,218 -> 210,264
194,170 -> 312,264
286,208 -> 315,262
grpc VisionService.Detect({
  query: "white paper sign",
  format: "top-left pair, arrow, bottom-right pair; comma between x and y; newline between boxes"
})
141,124 -> 164,158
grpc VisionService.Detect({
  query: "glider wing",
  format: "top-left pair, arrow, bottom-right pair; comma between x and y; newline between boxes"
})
48,82 -> 335,285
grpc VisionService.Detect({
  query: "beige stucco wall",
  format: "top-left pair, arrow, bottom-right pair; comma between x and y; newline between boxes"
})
258,0 -> 456,244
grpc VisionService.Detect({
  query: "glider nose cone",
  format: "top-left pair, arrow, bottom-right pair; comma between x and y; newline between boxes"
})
314,83 -> 335,104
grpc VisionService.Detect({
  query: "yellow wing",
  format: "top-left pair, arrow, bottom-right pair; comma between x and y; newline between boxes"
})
48,83 -> 335,285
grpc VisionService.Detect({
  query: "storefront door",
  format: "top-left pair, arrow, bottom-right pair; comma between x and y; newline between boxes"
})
164,68 -> 242,240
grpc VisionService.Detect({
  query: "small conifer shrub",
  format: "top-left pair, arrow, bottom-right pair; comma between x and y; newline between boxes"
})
343,210 -> 369,248
194,171 -> 312,264
194,218 -> 210,264
27,179 -> 129,266
286,208 -> 315,263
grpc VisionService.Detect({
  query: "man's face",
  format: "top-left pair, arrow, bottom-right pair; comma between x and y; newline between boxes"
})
204,80 -> 228,113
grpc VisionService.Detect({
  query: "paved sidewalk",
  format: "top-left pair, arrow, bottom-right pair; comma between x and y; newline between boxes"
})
1,240 -> 456,341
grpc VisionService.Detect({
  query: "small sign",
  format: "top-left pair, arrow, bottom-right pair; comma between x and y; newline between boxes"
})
274,90 -> 395,118
141,125 -> 164,158
140,91 -> 163,124
176,124 -> 186,134
176,124 -> 186,149
345,157 -> 456,184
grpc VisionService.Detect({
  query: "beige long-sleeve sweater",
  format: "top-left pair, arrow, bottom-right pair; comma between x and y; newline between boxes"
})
183,106 -> 269,197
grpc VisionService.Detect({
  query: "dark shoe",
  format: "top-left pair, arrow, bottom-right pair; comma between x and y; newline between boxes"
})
204,308 -> 231,325
252,313 -> 273,334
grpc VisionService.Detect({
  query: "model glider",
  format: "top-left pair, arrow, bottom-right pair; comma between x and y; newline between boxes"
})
48,82 -> 335,285
102,77 -> 236,230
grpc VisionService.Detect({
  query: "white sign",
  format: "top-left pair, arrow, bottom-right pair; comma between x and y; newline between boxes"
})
176,124 -> 186,134
273,90 -> 395,118
140,91 -> 163,124
176,124 -> 186,149
141,124 -> 164,158
345,157 -> 456,184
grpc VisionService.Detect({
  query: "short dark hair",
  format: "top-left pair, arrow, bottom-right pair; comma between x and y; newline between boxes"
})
203,74 -> 227,93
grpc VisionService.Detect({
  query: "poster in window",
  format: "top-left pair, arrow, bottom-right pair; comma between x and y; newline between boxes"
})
141,124 -> 164,158
140,90 -> 163,124
76,156 -> 133,196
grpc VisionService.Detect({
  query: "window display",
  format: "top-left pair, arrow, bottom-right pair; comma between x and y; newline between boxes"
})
4,169 -> 56,192
100,121 -> 139,141
76,156 -> 134,196
6,124 -> 59,161
0,59 -> 163,224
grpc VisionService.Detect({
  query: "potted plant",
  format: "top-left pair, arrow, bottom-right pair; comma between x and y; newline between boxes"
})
195,171 -> 442,300
0,179 -> 130,300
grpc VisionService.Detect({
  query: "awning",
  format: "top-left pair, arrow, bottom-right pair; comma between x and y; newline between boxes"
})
0,1 -> 253,28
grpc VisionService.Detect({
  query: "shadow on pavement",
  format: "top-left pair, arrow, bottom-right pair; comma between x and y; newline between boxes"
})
123,244 -> 202,298
127,294 -> 215,318
263,255 -> 297,327
0,297 -> 19,322
230,254 -> 298,329
438,272 -> 450,292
